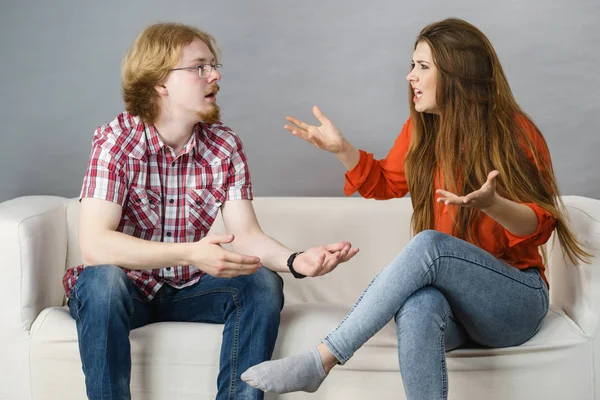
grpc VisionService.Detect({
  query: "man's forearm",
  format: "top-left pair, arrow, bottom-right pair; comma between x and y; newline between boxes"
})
481,195 -> 539,237
81,230 -> 191,270
231,232 -> 293,273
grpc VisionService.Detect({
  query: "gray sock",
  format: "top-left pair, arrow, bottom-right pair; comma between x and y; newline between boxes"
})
241,347 -> 328,393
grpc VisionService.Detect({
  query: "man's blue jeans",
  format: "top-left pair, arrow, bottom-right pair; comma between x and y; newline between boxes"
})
68,265 -> 284,400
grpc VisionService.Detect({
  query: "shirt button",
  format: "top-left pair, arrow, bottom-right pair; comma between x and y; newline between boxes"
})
166,232 -> 172,237
166,267 -> 171,271
171,162 -> 175,167
169,199 -> 174,204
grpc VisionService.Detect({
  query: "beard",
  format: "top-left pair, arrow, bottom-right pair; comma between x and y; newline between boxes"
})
197,83 -> 221,125
198,103 -> 221,125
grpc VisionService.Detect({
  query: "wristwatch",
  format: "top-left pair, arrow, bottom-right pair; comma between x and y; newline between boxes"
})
287,251 -> 306,279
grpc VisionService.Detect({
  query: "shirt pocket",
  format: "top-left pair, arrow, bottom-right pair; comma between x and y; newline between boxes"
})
124,187 -> 162,230
193,157 -> 230,188
187,187 -> 226,234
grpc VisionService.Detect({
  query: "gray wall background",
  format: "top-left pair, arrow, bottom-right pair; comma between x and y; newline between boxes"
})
1,0 -> 599,202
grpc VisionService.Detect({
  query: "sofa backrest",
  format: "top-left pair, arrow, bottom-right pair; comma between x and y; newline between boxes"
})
66,197 -> 414,305
65,195 -> 600,307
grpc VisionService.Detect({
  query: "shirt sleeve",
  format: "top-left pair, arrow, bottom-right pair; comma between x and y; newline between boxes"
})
80,130 -> 128,206
225,133 -> 253,201
344,118 -> 412,199
504,203 -> 556,247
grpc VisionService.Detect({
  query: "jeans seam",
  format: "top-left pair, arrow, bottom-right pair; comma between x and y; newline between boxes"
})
102,273 -> 115,397
432,254 -> 543,289
439,310 -> 453,400
71,289 -> 86,374
440,330 -> 447,400
228,292 -> 242,400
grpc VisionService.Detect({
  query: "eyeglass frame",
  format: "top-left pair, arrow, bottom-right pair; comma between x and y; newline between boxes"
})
169,63 -> 223,77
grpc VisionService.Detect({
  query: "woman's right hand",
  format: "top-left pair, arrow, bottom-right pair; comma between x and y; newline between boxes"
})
284,105 -> 347,154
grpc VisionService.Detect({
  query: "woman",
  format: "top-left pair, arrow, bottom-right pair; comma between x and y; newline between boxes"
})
241,18 -> 591,399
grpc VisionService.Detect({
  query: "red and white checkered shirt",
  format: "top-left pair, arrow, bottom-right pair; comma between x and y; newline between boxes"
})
62,112 -> 253,301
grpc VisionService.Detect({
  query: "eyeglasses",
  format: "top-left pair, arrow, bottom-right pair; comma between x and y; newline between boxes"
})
169,63 -> 223,78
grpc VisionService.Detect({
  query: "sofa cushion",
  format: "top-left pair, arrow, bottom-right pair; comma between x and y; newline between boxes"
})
29,302 -> 591,399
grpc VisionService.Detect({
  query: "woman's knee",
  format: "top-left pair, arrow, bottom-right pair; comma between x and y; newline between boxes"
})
395,287 -> 451,328
411,230 -> 451,248
386,230 -> 449,275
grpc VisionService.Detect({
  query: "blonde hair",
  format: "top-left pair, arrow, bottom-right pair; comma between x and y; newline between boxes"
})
121,22 -> 220,123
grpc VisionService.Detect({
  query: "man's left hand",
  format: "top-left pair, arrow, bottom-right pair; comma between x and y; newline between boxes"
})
292,242 -> 359,277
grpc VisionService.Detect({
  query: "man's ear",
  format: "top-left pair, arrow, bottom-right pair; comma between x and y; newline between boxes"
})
155,83 -> 168,96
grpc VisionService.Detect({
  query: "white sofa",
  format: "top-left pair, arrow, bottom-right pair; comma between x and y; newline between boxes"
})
0,195 -> 599,400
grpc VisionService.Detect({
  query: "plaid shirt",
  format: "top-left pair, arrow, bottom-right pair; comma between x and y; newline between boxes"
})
63,112 -> 253,301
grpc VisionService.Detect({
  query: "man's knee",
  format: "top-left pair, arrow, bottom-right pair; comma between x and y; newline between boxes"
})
244,268 -> 284,312
74,265 -> 131,308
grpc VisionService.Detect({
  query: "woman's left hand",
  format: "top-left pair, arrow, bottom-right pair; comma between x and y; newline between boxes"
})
436,170 -> 500,210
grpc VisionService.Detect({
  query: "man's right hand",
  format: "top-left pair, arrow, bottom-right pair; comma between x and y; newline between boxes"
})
189,234 -> 262,278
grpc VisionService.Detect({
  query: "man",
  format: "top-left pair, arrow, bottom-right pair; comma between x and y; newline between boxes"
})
63,22 -> 358,400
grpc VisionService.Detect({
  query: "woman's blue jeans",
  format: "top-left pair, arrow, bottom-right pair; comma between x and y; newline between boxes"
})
323,230 -> 549,400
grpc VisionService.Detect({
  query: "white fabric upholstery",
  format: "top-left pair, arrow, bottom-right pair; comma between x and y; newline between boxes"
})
0,195 -> 598,399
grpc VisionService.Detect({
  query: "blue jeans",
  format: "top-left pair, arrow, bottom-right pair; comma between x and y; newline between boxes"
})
323,230 -> 549,400
68,265 -> 284,400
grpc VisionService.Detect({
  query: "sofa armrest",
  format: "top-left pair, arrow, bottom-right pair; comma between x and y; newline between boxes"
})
548,196 -> 600,337
0,195 -> 69,333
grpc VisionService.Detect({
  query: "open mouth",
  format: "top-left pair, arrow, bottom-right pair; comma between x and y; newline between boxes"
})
413,88 -> 423,99
205,84 -> 219,99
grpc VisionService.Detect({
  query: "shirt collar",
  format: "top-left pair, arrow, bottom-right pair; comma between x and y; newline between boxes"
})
129,119 -> 204,160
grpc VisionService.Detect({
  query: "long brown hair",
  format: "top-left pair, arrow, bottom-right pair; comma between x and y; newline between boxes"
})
404,18 -> 591,265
